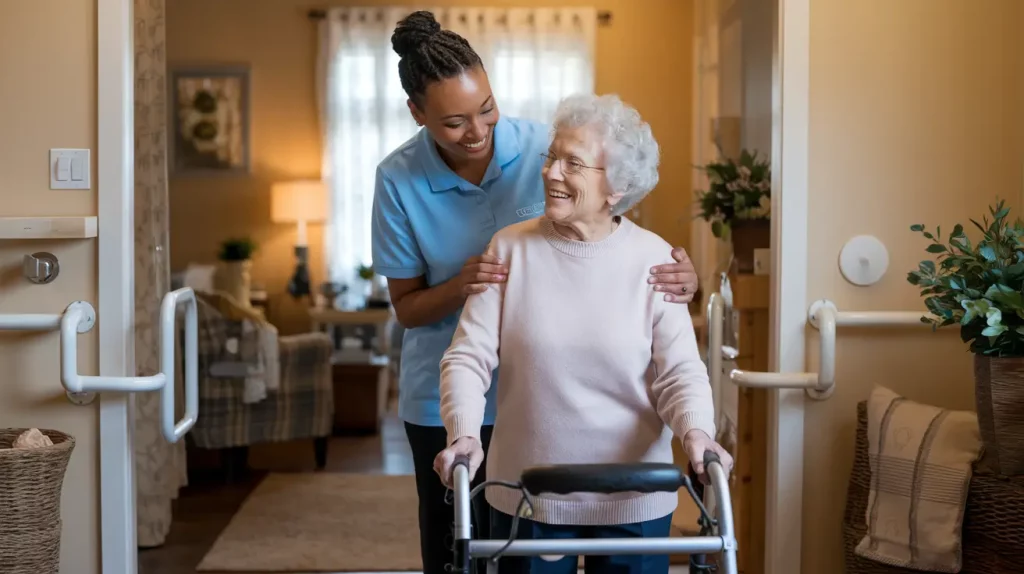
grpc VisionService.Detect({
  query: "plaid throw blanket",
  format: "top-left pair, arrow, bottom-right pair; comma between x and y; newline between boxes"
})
196,292 -> 279,403
855,386 -> 982,572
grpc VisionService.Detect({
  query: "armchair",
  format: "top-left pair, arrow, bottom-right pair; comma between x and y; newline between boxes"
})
185,295 -> 335,474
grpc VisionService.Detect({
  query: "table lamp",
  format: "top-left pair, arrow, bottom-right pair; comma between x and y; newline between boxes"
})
271,180 -> 327,299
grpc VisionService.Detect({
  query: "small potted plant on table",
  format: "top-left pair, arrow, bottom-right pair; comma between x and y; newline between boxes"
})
694,149 -> 772,273
908,199 -> 1024,476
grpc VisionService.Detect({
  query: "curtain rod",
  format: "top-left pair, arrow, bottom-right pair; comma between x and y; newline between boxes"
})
306,8 -> 612,25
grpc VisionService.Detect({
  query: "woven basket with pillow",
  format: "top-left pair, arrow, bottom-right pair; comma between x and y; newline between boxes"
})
844,400 -> 1024,573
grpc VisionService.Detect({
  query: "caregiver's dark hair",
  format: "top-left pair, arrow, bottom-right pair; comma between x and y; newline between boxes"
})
391,11 -> 483,107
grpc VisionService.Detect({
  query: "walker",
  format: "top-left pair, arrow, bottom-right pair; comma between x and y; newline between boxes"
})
449,451 -> 738,574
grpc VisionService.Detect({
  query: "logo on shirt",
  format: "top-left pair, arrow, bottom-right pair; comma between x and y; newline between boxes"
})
516,202 -> 546,218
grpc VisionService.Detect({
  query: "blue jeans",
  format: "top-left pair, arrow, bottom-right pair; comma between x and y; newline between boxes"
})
489,509 -> 673,574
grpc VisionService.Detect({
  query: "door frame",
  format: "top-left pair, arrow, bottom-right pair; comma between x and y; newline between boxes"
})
766,0 -> 809,572
98,0 -> 137,571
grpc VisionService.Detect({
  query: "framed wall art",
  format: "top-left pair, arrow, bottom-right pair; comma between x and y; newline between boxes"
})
168,64 -> 251,176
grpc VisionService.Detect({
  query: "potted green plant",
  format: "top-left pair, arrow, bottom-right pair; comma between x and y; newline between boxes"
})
694,149 -> 771,273
907,199 -> 1024,475
216,236 -> 258,305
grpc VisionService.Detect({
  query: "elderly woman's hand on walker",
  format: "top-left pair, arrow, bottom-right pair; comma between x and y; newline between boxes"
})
682,429 -> 734,484
434,436 -> 484,489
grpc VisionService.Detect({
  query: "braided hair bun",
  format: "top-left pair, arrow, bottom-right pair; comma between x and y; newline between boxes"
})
391,11 -> 483,106
391,10 -> 442,59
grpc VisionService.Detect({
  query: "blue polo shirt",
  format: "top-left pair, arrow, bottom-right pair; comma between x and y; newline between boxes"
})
370,116 -> 550,427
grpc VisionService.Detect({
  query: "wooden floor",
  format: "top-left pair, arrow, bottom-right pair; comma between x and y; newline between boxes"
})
138,412 -> 414,574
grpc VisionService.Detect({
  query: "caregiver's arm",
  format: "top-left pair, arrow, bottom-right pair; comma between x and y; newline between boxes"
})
371,166 -> 507,328
386,254 -> 507,328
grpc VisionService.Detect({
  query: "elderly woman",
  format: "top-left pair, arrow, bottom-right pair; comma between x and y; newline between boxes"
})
432,93 -> 732,574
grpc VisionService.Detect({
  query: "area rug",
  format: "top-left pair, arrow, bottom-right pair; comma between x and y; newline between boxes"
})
197,473 -> 421,572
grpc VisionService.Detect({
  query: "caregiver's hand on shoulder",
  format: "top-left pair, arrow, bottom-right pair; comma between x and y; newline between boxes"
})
682,429 -> 734,485
434,436 -> 484,489
454,254 -> 508,297
649,246 -> 699,304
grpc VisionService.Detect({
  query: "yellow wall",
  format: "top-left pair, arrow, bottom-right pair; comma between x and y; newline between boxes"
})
0,1 -> 100,572
166,0 -> 696,334
802,1 -> 1023,571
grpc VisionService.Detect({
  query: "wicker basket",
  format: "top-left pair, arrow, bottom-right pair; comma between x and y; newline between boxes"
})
973,355 -> 1024,476
0,428 -> 76,574
843,402 -> 1024,573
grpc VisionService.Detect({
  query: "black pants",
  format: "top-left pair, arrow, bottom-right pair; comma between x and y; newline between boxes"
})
405,422 -> 494,574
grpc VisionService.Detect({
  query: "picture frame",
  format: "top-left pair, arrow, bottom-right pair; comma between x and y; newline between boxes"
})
168,64 -> 251,177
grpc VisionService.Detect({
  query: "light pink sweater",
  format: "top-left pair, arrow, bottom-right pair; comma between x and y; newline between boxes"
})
439,216 -> 716,526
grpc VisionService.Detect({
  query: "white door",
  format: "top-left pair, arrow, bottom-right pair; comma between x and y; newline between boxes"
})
713,0 -> 1024,573
1,1 -> 197,572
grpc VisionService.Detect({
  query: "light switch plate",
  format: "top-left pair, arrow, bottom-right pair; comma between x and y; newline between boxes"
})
50,148 -> 90,190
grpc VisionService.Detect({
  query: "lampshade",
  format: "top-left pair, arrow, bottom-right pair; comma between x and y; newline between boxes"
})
271,180 -> 327,224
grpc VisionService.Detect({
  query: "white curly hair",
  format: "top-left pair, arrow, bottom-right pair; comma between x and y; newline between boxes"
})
550,93 -> 660,216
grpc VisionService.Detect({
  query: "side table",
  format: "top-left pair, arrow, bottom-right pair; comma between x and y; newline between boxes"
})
309,307 -> 394,435
330,353 -> 389,435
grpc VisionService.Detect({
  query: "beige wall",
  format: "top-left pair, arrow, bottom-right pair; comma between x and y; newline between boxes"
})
802,0 -> 1023,571
0,1 -> 100,572
166,0 -> 696,334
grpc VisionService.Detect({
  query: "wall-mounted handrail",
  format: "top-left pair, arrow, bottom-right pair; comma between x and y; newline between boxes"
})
0,314 -> 67,331
2,287 -> 198,443
706,293 -> 932,400
807,302 -> 934,328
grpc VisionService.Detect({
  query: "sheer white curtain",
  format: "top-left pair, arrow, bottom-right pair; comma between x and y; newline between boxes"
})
317,6 -> 596,290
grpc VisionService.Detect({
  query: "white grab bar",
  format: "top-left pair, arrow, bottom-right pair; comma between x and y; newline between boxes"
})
727,294 -> 835,399
0,314 -> 68,331
706,294 -> 724,418
160,288 -> 199,442
706,293 -> 932,399
61,302 -> 165,393
5,287 -> 199,443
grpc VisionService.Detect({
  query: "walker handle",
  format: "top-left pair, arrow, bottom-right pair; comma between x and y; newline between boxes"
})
453,454 -> 471,469
703,450 -> 721,469
521,463 -> 685,495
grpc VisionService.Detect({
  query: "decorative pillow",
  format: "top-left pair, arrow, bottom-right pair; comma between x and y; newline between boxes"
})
855,386 -> 982,572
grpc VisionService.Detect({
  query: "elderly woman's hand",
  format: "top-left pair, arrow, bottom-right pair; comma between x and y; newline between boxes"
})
433,436 -> 484,489
649,246 -> 699,303
682,429 -> 734,485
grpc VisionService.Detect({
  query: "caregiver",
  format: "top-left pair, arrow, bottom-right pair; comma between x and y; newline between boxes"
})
369,11 -> 700,574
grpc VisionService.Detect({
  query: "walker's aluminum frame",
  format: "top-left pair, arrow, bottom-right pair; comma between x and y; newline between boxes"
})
451,452 -> 737,574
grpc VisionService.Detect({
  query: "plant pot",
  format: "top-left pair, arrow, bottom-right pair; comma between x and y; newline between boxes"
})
216,259 -> 252,306
973,355 -> 1024,475
730,219 -> 771,274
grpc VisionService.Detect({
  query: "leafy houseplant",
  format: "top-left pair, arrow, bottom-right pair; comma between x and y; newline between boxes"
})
218,237 -> 258,262
907,199 -> 1024,475
215,236 -> 258,306
694,149 -> 771,273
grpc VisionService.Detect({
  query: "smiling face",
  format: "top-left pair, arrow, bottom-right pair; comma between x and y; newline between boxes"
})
408,65 -> 498,164
542,125 -> 623,229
